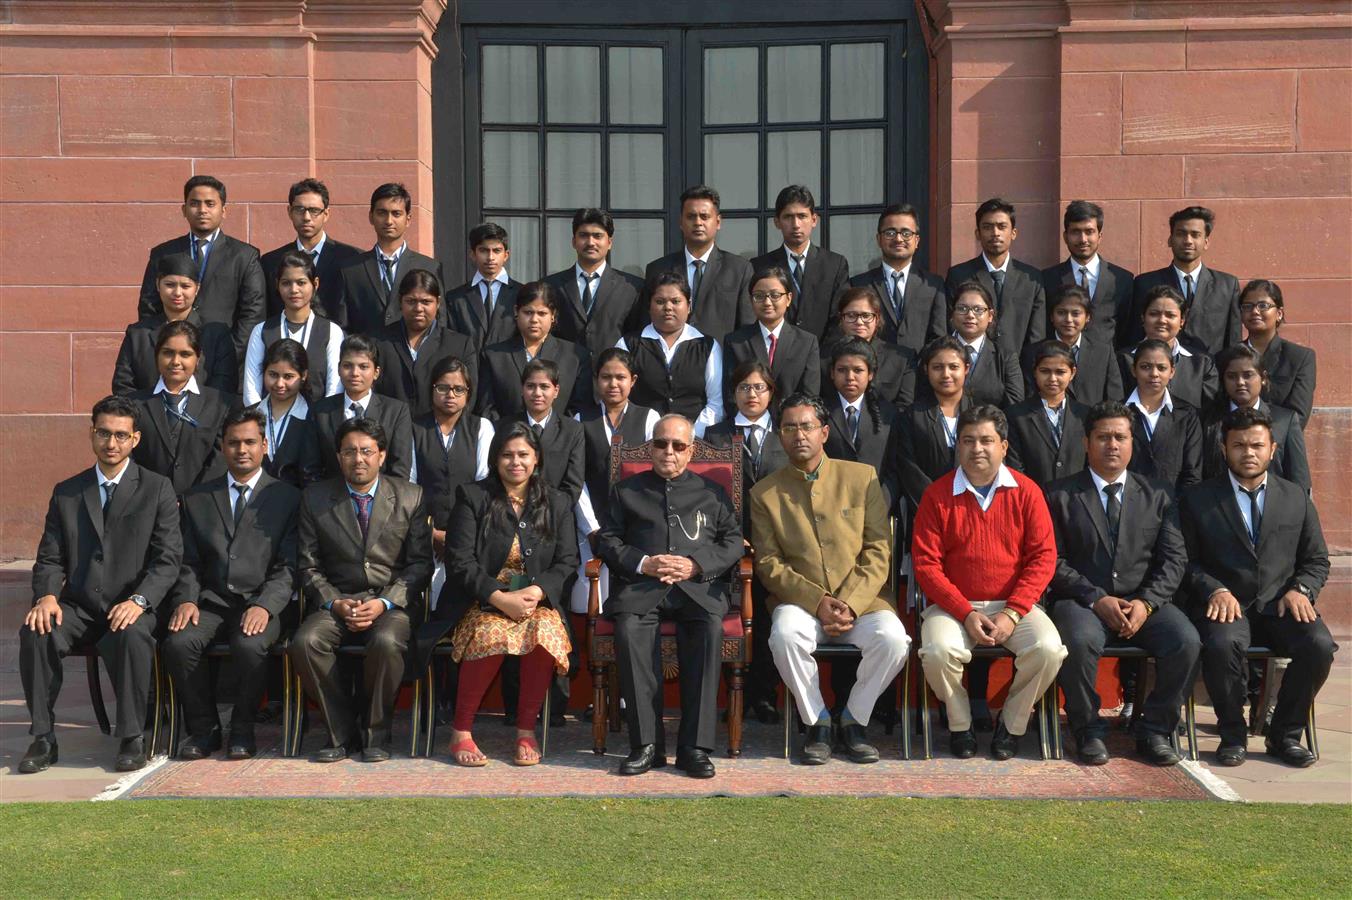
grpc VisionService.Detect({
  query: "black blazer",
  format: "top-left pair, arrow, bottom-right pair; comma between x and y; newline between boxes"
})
577,403 -> 655,537
822,339 -> 918,409
1257,335 -> 1316,427
703,419 -> 790,532
1041,258 -> 1136,349
597,469 -> 743,617
411,412 -> 489,531
260,237 -> 362,319
1005,397 -> 1090,486
32,463 -> 182,615
721,323 -> 820,411
1019,335 -> 1122,406
173,472 -> 300,619
897,395 -> 972,512
1202,403 -> 1311,491
945,255 -> 1046,355
130,386 -> 238,495
445,278 -> 524,352
1117,345 -> 1218,411
1126,399 -> 1203,494
544,264 -> 645,361
1130,265 -> 1241,354
845,265 -> 947,355
246,401 -> 324,490
520,413 -> 586,503
1045,469 -> 1186,610
1179,473 -> 1329,615
640,247 -> 754,342
112,309 -> 238,396
823,395 -> 900,512
476,334 -> 591,422
138,232 -> 266,356
953,337 -> 1024,409
751,244 -> 850,339
309,392 -> 414,481
373,321 -> 477,417
332,247 -> 446,337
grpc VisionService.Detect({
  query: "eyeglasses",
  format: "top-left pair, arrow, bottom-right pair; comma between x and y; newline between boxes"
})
93,428 -> 135,444
652,439 -> 690,452
841,311 -> 877,323
953,305 -> 991,316
879,228 -> 919,241
289,205 -> 326,218
736,383 -> 770,395
750,290 -> 789,302
780,422 -> 822,436
1239,301 -> 1278,314
432,384 -> 469,397
339,447 -> 380,459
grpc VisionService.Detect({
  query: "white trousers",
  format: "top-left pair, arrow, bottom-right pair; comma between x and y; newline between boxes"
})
769,604 -> 911,726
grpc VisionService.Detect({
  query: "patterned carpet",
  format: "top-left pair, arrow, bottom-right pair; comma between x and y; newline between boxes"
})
122,714 -> 1218,801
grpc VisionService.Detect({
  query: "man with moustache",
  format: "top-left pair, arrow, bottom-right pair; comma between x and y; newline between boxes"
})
945,198 -> 1046,356
1041,201 -> 1136,350
545,208 -> 645,359
846,203 -> 947,354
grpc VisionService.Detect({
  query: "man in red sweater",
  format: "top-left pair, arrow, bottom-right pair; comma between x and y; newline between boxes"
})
912,405 -> 1065,760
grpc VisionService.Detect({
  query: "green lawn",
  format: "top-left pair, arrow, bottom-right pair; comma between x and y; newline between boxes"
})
1,798 -> 1347,897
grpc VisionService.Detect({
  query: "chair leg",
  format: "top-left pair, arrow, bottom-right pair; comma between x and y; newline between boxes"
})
1048,684 -> 1063,761
281,652 -> 294,758
591,662 -> 607,755
727,664 -> 744,758
919,673 -> 933,761
900,660 -> 912,761
86,653 -> 112,736
1035,691 -> 1050,761
1185,691 -> 1200,762
783,689 -> 794,759
148,649 -> 164,757
1305,702 -> 1320,760
165,672 -> 180,760
422,667 -> 438,759
408,675 -> 422,759
541,688 -> 551,760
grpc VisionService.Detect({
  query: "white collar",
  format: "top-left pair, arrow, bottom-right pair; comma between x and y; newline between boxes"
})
1229,398 -> 1263,412
575,261 -> 607,281
953,464 -> 1019,507
1173,261 -> 1204,283
957,332 -> 987,355
190,228 -> 221,245
154,375 -> 201,396
375,241 -> 407,262
268,393 -> 309,421
759,320 -> 786,341
1070,254 -> 1101,277
1056,332 -> 1083,350
1089,467 -> 1128,495
527,411 -> 553,430
838,392 -> 863,413
1042,397 -> 1068,415
471,269 -> 509,288
229,467 -> 265,493
684,245 -> 714,266
1228,470 -> 1268,495
97,458 -> 131,486
297,233 -> 328,257
1127,388 -> 1174,414
345,390 -> 372,408
734,410 -> 772,430
883,260 -> 912,281
1168,339 -> 1193,358
639,322 -> 706,345
982,253 -> 1009,274
783,242 -> 811,262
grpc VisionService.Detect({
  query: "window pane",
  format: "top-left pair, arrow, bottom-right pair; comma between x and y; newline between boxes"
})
490,215 -> 541,282
830,43 -> 884,121
767,45 -> 821,123
610,133 -> 664,210
829,214 -> 881,275
546,46 -> 601,124
610,47 -> 663,125
766,131 -> 821,208
829,128 -> 884,207
546,132 -> 601,209
482,45 -> 537,124
703,133 -> 759,211
483,131 -> 539,208
610,218 -> 666,278
703,47 -> 759,125
718,217 -> 760,261
546,216 -> 576,276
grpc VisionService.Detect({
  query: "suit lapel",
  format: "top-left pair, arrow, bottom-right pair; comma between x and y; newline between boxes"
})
364,481 -> 396,550
145,393 -> 177,457
1216,481 -> 1258,558
561,269 -> 587,323
363,252 -> 385,300
1031,404 -> 1059,456
1076,475 -> 1113,554
330,483 -> 365,549
82,469 -> 106,543
213,479 -> 236,538
699,250 -> 724,306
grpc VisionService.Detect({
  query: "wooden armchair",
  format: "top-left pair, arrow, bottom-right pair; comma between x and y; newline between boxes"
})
585,434 -> 755,757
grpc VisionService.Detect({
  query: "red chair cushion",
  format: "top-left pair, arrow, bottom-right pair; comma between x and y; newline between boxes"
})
593,614 -> 744,638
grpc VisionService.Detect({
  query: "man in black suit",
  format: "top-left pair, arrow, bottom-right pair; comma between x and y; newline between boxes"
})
311,334 -> 414,480
373,269 -> 475,417
163,409 -> 299,760
445,221 -> 522,351
290,418 -> 433,762
332,182 -> 444,336
260,178 -> 362,319
598,415 -> 744,778
1046,401 -> 1199,766
1130,206 -> 1241,354
638,185 -> 754,343
544,208 -> 645,360
18,396 -> 182,774
138,175 -> 266,356
1180,407 -> 1334,768
846,203 -> 947,354
1041,201 -> 1135,350
751,185 -> 849,339
945,197 -> 1046,355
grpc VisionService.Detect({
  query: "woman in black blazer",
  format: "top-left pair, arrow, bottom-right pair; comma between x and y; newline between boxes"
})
824,287 -> 918,408
246,337 -> 323,489
1203,345 -> 1311,490
113,252 -> 237,396
897,336 -> 972,513
130,319 -> 238,495
722,266 -> 820,409
1124,339 -> 1203,494
477,281 -> 591,422
1240,278 -> 1316,427
1118,284 -> 1218,411
434,422 -> 578,767
1022,285 -> 1122,405
945,279 -> 1023,409
823,339 -> 900,511
1005,341 -> 1090,486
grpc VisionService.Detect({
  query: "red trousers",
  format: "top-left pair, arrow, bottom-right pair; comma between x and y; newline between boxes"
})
453,646 -> 554,731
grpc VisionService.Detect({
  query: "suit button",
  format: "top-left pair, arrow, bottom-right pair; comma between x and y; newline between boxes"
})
94,586 -> 102,593
519,521 -> 527,530
229,553 -> 238,560
364,561 -> 371,569
524,548 -> 533,557
1112,572 -> 1119,579
93,552 -> 103,562
1055,461 -> 1063,468
669,545 -> 676,552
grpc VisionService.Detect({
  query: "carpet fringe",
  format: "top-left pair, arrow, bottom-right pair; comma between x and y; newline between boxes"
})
90,754 -> 170,802
1179,759 -> 1245,802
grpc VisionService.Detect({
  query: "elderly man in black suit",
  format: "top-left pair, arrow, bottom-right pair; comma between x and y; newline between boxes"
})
289,418 -> 433,762
945,197 -> 1046,355
19,396 -> 183,774
544,208 -> 645,359
1041,201 -> 1135,350
1130,206 -> 1241,354
163,409 -> 300,760
1181,407 -> 1335,768
1045,401 -> 1200,766
846,203 -> 947,354
138,175 -> 266,356
751,185 -> 850,339
598,414 -> 744,778
259,178 -> 362,319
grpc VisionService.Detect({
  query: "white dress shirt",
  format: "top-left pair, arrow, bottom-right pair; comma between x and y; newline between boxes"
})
229,467 -> 265,518
953,463 -> 1019,513
1089,467 -> 1130,513
617,324 -> 724,436
1228,470 -> 1268,540
1127,388 -> 1174,436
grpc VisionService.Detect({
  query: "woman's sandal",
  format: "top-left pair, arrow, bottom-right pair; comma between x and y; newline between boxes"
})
513,736 -> 541,767
450,737 -> 488,767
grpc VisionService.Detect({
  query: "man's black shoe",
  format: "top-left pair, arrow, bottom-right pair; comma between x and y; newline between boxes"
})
116,736 -> 148,772
1265,738 -> 1316,768
1216,742 -> 1247,767
750,699 -> 780,724
1136,732 -> 1181,766
618,744 -> 663,775
674,747 -> 716,779
990,720 -> 1019,761
801,724 -> 832,765
314,743 -> 350,763
178,728 -> 222,760
17,735 -> 57,774
949,729 -> 977,759
839,722 -> 880,764
1077,736 -> 1110,766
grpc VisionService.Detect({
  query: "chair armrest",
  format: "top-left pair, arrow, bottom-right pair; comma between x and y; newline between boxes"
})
586,557 -> 602,622
739,554 -> 753,625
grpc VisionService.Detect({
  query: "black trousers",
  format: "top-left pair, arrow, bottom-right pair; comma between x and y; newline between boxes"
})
289,608 -> 411,749
1053,600 -> 1201,740
1196,611 -> 1337,745
161,605 -> 282,737
613,594 -> 724,752
20,601 -> 158,739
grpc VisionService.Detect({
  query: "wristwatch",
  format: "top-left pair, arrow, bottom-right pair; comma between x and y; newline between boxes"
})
1294,583 -> 1314,599
129,594 -> 151,611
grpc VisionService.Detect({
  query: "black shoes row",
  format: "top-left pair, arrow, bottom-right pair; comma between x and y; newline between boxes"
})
949,720 -> 1022,761
18,734 -> 147,774
617,744 -> 716,778
800,721 -> 881,765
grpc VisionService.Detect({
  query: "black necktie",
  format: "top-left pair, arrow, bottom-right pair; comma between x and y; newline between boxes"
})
990,269 -> 1006,309
381,256 -> 397,292
1079,266 -> 1092,296
1242,485 -> 1263,545
790,254 -> 804,293
532,423 -> 544,443
1048,406 -> 1063,448
744,424 -> 761,462
690,259 -> 705,309
890,271 -> 905,318
1183,273 -> 1195,306
192,236 -> 211,280
1104,482 -> 1122,549
163,392 -> 184,442
481,280 -> 494,321
1071,344 -> 1080,366
846,406 -> 860,449
102,482 -> 117,520
581,273 -> 598,316
233,483 -> 248,528
349,401 -> 364,420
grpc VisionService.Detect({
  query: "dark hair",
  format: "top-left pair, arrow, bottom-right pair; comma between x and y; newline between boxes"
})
877,203 -> 920,231
646,269 -> 691,302
950,279 -> 997,319
778,391 -> 829,428
1131,338 -> 1175,368
275,250 -> 318,285
370,182 -> 412,214
1031,340 -> 1076,369
468,221 -> 509,250
975,197 -> 1016,228
750,265 -> 794,298
522,357 -> 560,387
483,421 -> 552,541
183,175 -> 226,203
594,346 -> 637,377
515,281 -> 559,313
155,252 -> 199,283
288,178 -> 330,208
680,184 -> 720,210
1216,344 -> 1267,380
397,268 -> 442,301
837,285 -> 881,316
572,207 -> 615,237
262,338 -> 311,401
730,359 -> 777,411
1142,283 -> 1190,323
1221,406 -> 1273,441
155,319 -> 202,356
1051,284 -> 1092,314
428,355 -> 474,405
773,184 -> 816,216
829,339 -> 882,434
1084,400 -> 1135,437
223,407 -> 268,438
956,404 -> 1008,441
1063,200 -> 1104,231
1240,278 -> 1285,323
339,333 -> 380,369
335,417 -> 388,453
92,394 -> 139,425
920,335 -> 970,370
1169,205 -> 1215,236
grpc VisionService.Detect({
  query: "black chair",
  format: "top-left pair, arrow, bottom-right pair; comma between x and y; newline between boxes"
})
162,642 -> 295,757
77,644 -> 168,756
780,644 -> 914,760
1182,647 -> 1319,763
282,644 -> 425,758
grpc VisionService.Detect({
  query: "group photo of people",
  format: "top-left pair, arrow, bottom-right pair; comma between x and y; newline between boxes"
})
17,173 -> 1335,783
